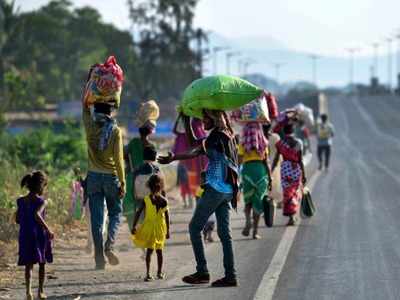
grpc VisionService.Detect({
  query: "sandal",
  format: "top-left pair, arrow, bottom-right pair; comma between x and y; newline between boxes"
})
157,272 -> 166,280
144,275 -> 154,282
38,292 -> 47,299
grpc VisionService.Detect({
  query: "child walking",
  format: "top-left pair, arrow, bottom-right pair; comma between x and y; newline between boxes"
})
16,171 -> 54,300
131,174 -> 170,281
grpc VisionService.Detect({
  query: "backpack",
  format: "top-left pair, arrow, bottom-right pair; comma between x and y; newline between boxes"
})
134,164 -> 161,199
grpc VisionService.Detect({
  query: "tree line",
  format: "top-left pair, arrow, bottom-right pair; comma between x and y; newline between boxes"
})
0,0 -> 206,117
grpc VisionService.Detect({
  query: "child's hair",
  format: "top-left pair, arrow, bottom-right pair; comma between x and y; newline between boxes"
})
147,174 -> 164,194
21,171 -> 48,195
143,145 -> 157,162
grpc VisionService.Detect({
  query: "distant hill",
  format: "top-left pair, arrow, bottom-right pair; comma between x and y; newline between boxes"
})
206,32 -> 394,88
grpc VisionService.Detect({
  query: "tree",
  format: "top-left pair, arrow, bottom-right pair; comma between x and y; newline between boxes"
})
0,0 -> 21,101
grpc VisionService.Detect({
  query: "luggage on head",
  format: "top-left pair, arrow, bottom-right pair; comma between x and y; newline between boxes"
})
178,75 -> 263,118
83,56 -> 124,109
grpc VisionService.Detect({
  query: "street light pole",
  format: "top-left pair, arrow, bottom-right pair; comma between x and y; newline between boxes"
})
271,63 -> 285,84
372,42 -> 380,78
309,54 -> 320,86
386,38 -> 393,92
212,46 -> 229,75
226,51 -> 241,75
346,48 -> 360,87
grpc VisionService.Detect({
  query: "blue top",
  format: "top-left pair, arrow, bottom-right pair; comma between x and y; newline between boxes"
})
205,149 -> 233,194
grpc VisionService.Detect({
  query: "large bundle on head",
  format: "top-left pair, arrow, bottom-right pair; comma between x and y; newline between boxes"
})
83,56 -> 124,109
136,100 -> 160,128
294,103 -> 314,127
178,75 -> 263,118
230,93 -> 270,124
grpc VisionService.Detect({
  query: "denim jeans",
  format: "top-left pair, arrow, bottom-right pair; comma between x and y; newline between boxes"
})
87,171 -> 122,266
189,185 -> 236,280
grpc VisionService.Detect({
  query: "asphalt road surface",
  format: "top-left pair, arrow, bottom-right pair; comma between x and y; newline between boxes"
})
4,95 -> 400,300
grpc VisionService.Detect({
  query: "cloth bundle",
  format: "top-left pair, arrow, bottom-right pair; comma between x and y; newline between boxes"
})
136,100 -> 160,128
294,103 -> 314,127
230,94 -> 270,124
83,56 -> 124,109
179,75 -> 263,118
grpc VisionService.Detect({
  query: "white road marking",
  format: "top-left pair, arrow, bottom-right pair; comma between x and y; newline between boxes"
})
253,170 -> 321,300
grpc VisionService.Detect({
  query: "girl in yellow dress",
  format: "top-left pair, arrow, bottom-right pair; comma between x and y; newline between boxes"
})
131,174 -> 170,281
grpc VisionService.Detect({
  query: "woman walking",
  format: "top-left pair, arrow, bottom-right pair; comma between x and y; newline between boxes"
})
159,110 -> 239,287
271,124 -> 307,226
239,122 -> 271,239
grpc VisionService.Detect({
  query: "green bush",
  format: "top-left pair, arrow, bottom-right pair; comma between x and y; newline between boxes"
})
0,123 -> 87,241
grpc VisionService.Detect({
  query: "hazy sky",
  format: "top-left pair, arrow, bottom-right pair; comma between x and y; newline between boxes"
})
16,0 -> 400,56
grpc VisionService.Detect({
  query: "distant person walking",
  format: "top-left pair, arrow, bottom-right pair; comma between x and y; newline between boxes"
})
83,100 -> 125,270
159,110 -> 239,287
272,124 -> 307,226
317,114 -> 334,171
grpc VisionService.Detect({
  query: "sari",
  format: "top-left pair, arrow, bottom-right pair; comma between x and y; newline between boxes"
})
276,136 -> 303,216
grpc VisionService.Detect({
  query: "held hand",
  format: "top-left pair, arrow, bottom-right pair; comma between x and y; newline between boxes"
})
48,230 -> 55,240
158,152 -> 174,165
131,227 -> 137,235
302,177 -> 307,186
166,231 -> 170,239
269,182 -> 272,192
119,185 -> 126,199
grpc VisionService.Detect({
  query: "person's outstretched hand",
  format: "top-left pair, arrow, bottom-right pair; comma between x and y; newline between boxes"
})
302,177 -> 307,186
158,152 -> 174,165
131,226 -> 137,235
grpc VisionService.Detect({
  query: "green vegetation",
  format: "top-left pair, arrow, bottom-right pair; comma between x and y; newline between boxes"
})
0,0 -> 205,114
0,123 -> 86,241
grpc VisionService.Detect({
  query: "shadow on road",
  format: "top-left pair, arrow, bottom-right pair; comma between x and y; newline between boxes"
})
46,284 -> 211,299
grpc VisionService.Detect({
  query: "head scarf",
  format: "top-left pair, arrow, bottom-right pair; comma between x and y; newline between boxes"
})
93,112 -> 117,151
241,122 -> 268,155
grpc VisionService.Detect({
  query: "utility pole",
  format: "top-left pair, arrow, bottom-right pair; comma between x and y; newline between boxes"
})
386,38 -> 393,92
309,54 -> 320,87
226,51 -> 241,75
346,47 -> 360,87
241,59 -> 256,76
271,63 -> 285,84
212,46 -> 229,75
372,42 -> 380,78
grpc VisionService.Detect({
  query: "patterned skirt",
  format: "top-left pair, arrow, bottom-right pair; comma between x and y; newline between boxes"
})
280,160 -> 302,216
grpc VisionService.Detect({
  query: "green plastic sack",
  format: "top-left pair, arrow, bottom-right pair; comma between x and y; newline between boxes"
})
179,75 -> 263,118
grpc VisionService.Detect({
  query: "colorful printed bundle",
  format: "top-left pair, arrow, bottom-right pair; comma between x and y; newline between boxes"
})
83,56 -> 124,108
230,94 -> 270,124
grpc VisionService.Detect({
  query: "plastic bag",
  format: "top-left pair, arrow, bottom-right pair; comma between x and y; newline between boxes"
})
300,187 -> 315,218
230,94 -> 270,124
83,56 -> 124,109
294,103 -> 314,127
263,196 -> 276,227
136,100 -> 160,128
179,75 -> 263,118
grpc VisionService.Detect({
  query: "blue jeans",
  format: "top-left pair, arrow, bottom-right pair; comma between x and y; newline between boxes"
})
87,171 -> 122,266
189,185 -> 236,280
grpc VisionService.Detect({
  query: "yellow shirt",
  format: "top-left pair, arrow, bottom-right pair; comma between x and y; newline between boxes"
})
83,107 -> 125,187
238,144 -> 268,163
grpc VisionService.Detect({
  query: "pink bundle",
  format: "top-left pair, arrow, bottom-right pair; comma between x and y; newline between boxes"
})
83,56 -> 124,108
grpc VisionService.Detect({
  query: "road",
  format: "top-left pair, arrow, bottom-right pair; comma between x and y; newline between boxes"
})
3,95 -> 400,300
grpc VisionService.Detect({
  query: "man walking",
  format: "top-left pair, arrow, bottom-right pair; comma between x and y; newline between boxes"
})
317,114 -> 334,171
83,102 -> 126,270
